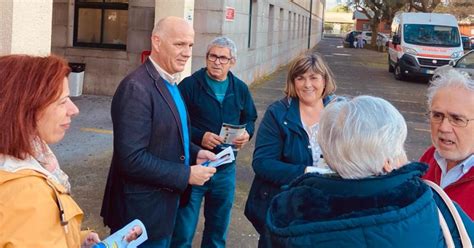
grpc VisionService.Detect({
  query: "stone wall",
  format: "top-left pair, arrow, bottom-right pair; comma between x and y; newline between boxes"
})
50,0 -> 324,95
192,0 -> 324,85
51,0 -> 154,96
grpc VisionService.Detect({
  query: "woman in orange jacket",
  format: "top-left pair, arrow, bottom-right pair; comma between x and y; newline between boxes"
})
0,55 -> 100,247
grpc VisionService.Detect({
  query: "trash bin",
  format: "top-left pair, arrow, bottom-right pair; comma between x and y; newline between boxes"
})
68,63 -> 85,97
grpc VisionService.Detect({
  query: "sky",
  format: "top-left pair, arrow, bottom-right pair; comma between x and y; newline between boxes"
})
325,0 -> 341,10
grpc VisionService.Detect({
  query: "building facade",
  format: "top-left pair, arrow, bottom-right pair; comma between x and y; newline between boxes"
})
1,0 -> 325,96
324,12 -> 353,36
353,11 -> 390,34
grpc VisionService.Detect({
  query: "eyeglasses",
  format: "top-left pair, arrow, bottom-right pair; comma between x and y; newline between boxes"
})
207,54 -> 232,64
428,111 -> 474,127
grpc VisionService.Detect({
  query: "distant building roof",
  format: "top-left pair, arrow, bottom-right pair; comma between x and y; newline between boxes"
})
353,10 -> 371,20
325,12 -> 354,23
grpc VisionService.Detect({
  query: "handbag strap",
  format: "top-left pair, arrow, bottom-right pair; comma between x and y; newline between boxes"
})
424,179 -> 472,247
438,208 -> 455,248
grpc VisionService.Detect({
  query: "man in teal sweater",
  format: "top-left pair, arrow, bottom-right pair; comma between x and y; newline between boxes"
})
171,36 -> 257,248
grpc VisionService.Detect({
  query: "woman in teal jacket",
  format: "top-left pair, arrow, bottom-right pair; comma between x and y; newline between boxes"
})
267,96 -> 474,247
245,52 -> 338,247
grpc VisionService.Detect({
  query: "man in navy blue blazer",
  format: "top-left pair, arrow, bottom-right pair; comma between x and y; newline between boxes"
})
100,16 -> 217,248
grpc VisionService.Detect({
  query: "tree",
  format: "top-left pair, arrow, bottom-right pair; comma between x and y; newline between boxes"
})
408,0 -> 442,12
351,0 -> 407,46
349,0 -> 445,46
328,5 -> 351,13
434,0 -> 474,19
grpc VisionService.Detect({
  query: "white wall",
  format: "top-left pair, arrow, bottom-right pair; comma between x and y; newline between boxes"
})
0,0 -> 53,55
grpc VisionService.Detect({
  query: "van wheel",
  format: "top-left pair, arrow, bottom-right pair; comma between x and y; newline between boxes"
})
388,57 -> 394,73
394,64 -> 405,81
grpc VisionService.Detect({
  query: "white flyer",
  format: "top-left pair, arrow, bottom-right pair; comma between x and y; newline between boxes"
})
219,123 -> 246,144
202,146 -> 235,168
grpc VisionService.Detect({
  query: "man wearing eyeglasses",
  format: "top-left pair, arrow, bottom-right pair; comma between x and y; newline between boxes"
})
421,68 -> 474,219
171,36 -> 257,247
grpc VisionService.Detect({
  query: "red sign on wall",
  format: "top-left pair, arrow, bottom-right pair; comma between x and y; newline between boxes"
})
225,7 -> 235,21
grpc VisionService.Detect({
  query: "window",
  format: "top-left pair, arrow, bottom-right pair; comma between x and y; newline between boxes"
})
248,0 -> 258,49
404,24 -> 461,47
74,0 -> 128,50
268,4 -> 274,45
288,11 -> 292,40
279,8 -> 284,43
293,13 -> 296,39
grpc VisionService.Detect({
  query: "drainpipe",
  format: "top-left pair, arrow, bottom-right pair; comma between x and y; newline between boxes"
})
308,0 -> 313,49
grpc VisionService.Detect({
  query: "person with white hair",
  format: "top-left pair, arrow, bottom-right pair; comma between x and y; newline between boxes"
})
266,96 -> 474,247
421,68 -> 474,219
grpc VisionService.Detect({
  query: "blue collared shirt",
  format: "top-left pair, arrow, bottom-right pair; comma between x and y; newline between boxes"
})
434,151 -> 474,188
148,57 -> 190,166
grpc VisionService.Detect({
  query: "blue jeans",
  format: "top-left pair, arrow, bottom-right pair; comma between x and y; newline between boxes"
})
171,163 -> 236,248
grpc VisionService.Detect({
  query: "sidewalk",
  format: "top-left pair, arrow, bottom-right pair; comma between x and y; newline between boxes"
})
53,37 -> 431,247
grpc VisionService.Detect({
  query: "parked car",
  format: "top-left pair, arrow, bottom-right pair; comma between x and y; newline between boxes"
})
461,35 -> 472,50
436,50 -> 474,78
361,31 -> 373,45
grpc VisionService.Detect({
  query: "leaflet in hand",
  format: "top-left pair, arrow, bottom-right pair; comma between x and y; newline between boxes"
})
93,219 -> 147,248
219,123 -> 246,145
202,146 -> 235,168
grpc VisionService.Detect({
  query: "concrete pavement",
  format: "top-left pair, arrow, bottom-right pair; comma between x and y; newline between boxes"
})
52,37 -> 432,247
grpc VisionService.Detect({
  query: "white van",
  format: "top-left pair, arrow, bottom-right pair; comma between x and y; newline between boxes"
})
388,12 -> 464,80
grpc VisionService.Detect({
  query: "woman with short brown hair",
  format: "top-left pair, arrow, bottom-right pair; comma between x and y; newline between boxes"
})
245,52 -> 339,247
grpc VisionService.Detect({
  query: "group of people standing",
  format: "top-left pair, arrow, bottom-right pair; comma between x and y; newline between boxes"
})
347,31 -> 365,49
0,15 -> 473,248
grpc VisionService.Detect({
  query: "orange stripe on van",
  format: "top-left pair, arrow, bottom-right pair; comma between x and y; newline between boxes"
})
417,53 -> 451,58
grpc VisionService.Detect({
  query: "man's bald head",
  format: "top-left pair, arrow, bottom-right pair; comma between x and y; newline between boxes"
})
150,16 -> 195,75
152,16 -> 192,37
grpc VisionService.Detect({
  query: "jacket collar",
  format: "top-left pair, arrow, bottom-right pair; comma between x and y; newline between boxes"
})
269,162 -> 430,232
287,162 -> 428,196
283,97 -> 303,133
281,94 -> 338,134
144,58 -> 185,147
0,155 -> 69,193
148,57 -> 180,84
144,58 -> 161,81
193,68 -> 236,101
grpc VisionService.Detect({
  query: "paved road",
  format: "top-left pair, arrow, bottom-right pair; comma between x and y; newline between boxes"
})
52,37 -> 432,247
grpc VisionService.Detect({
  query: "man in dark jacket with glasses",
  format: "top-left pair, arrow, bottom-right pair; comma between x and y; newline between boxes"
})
171,36 -> 257,248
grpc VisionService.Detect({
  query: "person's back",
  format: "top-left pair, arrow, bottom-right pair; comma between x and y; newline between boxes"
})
267,162 -> 472,247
